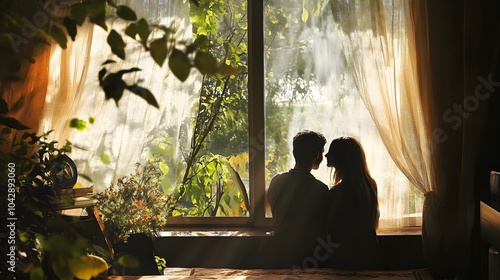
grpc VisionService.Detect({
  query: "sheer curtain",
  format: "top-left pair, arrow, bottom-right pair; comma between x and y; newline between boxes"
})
329,0 -> 433,228
39,1 -> 200,192
328,0 -> 433,213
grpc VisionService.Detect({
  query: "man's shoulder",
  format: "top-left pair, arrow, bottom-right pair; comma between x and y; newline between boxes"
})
270,171 -> 328,190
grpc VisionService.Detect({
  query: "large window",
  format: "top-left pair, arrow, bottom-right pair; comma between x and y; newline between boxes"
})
43,0 -> 422,229
262,0 -> 424,228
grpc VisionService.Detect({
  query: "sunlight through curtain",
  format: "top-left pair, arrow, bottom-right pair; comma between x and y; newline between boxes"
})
39,1 -> 200,192
264,0 -> 427,228
329,0 -> 433,207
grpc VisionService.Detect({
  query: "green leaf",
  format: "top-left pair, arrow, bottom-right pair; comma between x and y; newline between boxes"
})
136,19 -> 150,47
217,64 -> 237,76
126,85 -> 159,108
99,68 -> 141,105
301,7 -> 309,23
168,49 -> 191,81
194,51 -> 218,75
100,73 -> 127,105
70,3 -> 88,26
30,266 -> 45,280
159,162 -> 170,175
0,97 -> 8,114
0,117 -> 29,130
117,254 -> 139,268
107,30 -> 126,59
125,23 -> 138,39
86,0 -> 108,30
52,257 -> 73,280
63,17 -> 77,41
100,153 -> 111,165
69,118 -> 87,131
192,34 -> 209,50
50,25 -> 67,49
102,59 -> 116,65
149,36 -> 168,66
98,68 -> 107,83
117,5 -> 137,21
1,127 -> 11,135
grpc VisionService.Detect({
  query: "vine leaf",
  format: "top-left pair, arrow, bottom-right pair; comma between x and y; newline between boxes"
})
126,85 -> 159,108
301,7 -> 309,23
87,0 -> 108,31
194,51 -> 218,75
117,5 -> 137,21
63,17 -> 78,41
69,118 -> 88,131
136,19 -> 150,48
107,30 -> 126,59
149,36 -> 168,66
217,64 -> 237,76
187,34 -> 209,53
0,97 -> 8,114
71,3 -> 88,26
98,68 -> 158,108
50,25 -> 67,49
125,23 -> 138,39
100,72 -> 126,105
102,59 -> 116,66
0,117 -> 30,130
98,68 -> 141,105
168,49 -> 191,81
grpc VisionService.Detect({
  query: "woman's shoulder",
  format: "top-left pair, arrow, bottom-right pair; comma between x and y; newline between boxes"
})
329,181 -> 349,192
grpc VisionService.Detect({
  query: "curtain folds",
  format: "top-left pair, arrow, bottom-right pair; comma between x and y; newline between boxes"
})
38,1 -> 200,191
328,0 -> 433,206
412,0 -> 500,278
1,43 -> 51,151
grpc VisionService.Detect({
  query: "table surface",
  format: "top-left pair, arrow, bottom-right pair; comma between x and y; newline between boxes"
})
108,267 -> 433,280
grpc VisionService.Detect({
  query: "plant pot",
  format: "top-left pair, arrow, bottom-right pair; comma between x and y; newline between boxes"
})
111,233 -> 162,276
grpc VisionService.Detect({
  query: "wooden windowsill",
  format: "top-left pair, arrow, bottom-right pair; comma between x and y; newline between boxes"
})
159,226 -> 422,237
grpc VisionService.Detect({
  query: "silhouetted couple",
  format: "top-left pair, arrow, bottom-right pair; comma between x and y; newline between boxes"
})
267,130 -> 380,269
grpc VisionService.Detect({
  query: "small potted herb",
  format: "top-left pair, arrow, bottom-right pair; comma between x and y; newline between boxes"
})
94,156 -> 176,275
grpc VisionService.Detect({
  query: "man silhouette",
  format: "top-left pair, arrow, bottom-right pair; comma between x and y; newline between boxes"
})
267,130 -> 329,268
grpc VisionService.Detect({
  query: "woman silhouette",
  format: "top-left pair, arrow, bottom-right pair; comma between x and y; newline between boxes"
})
323,136 -> 380,269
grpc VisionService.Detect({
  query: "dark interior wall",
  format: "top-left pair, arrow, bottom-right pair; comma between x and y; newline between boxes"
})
153,234 -> 424,270
468,0 -> 500,279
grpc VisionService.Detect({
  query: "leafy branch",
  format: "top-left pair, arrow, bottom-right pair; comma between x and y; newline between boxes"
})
0,0 -> 237,128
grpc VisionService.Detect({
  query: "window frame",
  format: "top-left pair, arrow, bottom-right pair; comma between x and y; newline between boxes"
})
164,0 -> 271,228
163,0 -> 423,231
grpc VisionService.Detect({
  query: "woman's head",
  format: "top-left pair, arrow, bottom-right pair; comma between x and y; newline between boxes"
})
325,136 -> 369,181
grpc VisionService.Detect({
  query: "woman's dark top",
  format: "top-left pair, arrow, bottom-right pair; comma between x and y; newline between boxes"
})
323,181 -> 379,269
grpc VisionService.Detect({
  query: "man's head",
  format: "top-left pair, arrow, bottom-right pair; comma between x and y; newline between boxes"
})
292,130 -> 327,170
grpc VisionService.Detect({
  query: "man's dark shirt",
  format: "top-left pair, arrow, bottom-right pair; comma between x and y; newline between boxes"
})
267,169 -> 329,267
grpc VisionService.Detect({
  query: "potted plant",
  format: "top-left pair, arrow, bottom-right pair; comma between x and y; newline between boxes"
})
94,156 -> 176,275
0,131 -> 109,280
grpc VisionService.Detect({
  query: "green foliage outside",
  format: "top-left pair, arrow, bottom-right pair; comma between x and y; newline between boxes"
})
139,0 -> 328,217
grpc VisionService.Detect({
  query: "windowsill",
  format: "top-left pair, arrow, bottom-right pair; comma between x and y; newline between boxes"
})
376,226 -> 422,236
159,226 -> 422,237
159,228 -> 273,237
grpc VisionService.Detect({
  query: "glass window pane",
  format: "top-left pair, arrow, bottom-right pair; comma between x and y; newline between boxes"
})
147,0 -> 250,217
47,0 -> 249,218
263,0 -> 423,228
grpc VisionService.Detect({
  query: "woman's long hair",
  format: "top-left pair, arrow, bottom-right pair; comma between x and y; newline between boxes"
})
326,136 -> 379,229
